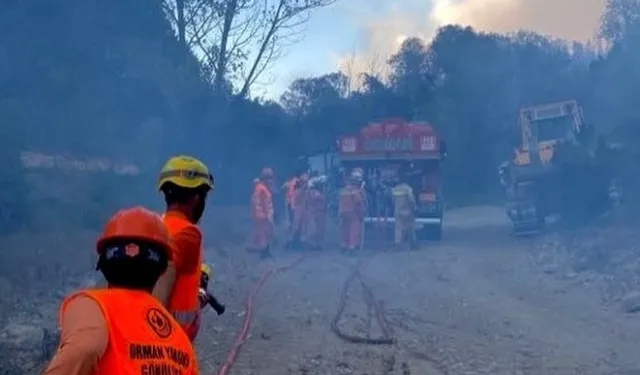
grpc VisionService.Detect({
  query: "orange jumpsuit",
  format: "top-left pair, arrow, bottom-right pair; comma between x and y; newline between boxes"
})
339,184 -> 364,250
288,183 -> 308,247
284,178 -> 298,229
305,187 -> 326,249
249,181 -> 274,251
162,210 -> 202,341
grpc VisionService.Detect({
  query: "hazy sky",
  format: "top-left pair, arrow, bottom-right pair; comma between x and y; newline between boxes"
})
259,0 -> 606,100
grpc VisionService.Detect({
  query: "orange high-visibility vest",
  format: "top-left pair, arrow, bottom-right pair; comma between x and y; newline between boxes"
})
60,288 -> 198,375
252,182 -> 273,220
162,212 -> 202,335
307,188 -> 325,212
339,185 -> 363,216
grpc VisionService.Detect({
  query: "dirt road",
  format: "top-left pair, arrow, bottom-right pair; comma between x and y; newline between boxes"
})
198,206 -> 640,375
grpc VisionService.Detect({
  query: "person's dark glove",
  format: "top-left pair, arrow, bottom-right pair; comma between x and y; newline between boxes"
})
207,293 -> 226,315
42,328 -> 60,361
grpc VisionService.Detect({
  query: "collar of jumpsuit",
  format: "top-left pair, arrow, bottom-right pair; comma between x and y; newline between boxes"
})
164,208 -> 190,223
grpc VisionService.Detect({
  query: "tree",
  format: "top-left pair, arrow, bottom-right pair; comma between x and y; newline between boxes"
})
0,0 -> 216,228
164,0 -> 337,96
600,0 -> 640,45
388,37 -> 435,118
280,73 -> 348,116
280,25 -> 600,201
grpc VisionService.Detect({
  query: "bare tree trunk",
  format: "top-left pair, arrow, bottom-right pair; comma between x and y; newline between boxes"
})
176,0 -> 186,49
213,0 -> 238,93
164,0 -> 336,96
238,1 -> 283,98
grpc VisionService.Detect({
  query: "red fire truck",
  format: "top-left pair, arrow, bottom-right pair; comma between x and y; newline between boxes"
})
336,119 -> 446,240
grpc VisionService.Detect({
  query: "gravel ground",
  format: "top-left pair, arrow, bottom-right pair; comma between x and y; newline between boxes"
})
199,206 -> 640,375
4,206 -> 640,375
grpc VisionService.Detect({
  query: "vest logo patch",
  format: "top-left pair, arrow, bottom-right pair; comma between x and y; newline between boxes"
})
146,307 -> 172,338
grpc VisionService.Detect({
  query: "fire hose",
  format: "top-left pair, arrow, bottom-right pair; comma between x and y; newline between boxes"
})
214,255 -> 306,375
331,256 -> 395,345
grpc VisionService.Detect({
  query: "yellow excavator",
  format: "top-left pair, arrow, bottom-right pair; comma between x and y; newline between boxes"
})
499,100 -> 602,235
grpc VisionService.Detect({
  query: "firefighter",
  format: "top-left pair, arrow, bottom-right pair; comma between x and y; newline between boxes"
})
306,175 -> 327,250
281,174 -> 299,231
339,172 -> 365,252
155,155 -> 213,341
249,167 -> 275,259
351,167 -> 364,186
338,166 -> 347,188
44,207 -> 198,375
391,174 -> 418,250
198,263 -> 225,315
287,172 -> 309,249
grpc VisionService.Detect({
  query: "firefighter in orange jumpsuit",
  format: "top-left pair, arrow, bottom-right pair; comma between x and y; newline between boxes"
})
44,207 -> 198,375
306,176 -> 326,250
155,155 -> 213,342
339,173 -> 365,252
281,175 -> 299,231
249,167 -> 275,259
287,172 -> 309,249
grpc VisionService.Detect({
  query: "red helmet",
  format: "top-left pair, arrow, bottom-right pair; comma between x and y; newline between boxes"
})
96,206 -> 172,259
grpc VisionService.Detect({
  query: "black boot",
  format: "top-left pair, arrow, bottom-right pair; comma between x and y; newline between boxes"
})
291,233 -> 302,251
260,246 -> 273,260
410,238 -> 419,250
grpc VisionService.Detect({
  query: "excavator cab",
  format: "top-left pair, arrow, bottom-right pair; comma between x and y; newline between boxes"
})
515,100 -> 584,168
502,100 -> 593,235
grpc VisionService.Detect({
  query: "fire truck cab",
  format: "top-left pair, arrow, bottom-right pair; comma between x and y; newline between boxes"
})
336,119 -> 446,241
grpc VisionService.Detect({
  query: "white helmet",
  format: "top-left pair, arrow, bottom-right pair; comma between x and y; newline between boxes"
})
350,168 -> 364,180
309,175 -> 327,188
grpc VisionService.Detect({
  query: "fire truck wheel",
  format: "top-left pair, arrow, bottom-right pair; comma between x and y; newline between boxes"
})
430,223 -> 443,241
418,223 -> 442,242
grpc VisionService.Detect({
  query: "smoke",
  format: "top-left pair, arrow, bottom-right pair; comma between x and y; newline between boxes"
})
432,0 -> 606,41
335,0 -> 436,79
337,0 -> 606,77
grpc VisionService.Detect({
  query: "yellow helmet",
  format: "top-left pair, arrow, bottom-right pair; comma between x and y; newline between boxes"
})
201,263 -> 213,278
157,155 -> 214,191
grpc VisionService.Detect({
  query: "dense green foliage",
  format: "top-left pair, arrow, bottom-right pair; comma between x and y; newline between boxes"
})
1,0 -> 640,231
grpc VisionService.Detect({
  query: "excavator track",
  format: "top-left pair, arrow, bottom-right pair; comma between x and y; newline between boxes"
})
505,179 -> 544,236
